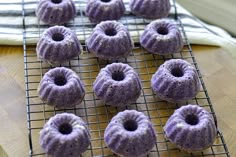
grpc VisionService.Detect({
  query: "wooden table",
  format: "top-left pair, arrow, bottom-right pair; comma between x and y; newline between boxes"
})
0,45 -> 235,156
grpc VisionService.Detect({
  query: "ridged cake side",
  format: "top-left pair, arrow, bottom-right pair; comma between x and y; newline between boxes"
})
151,59 -> 200,102
130,0 -> 171,19
86,21 -> 133,60
164,105 -> 217,152
93,63 -> 141,106
38,67 -> 85,108
85,0 -> 125,23
140,19 -> 184,55
36,26 -> 82,64
104,110 -> 156,157
36,0 -> 76,24
40,113 -> 90,157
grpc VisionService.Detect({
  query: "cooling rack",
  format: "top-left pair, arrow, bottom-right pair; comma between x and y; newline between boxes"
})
22,0 -> 230,156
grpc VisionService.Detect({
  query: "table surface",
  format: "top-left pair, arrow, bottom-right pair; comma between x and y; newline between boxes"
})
0,45 -> 235,157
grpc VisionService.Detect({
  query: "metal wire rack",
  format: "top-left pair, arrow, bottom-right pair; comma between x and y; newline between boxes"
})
22,0 -> 230,156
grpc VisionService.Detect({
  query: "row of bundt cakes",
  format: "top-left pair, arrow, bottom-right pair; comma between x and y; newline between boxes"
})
36,19 -> 184,64
40,110 -> 157,157
38,59 -> 200,108
36,0 -> 171,25
40,105 -> 217,157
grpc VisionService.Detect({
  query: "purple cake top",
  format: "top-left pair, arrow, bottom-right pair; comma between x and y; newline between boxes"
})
85,0 -> 125,23
140,19 -> 184,55
38,67 -> 85,108
86,21 -> 133,60
40,113 -> 90,157
151,59 -> 200,102
36,0 -> 76,24
164,104 -> 217,152
130,0 -> 171,19
36,26 -> 82,64
104,110 -> 156,157
93,63 -> 142,106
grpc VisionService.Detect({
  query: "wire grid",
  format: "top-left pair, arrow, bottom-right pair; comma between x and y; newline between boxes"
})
22,0 -> 230,156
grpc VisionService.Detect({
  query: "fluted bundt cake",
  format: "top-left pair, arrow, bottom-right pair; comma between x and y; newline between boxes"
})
93,63 -> 142,106
151,59 -> 200,102
104,110 -> 156,157
130,0 -> 171,19
36,26 -> 82,64
164,104 -> 217,152
85,0 -> 125,23
140,19 -> 184,55
36,0 -> 76,25
86,21 -> 133,60
40,113 -> 91,157
38,67 -> 85,108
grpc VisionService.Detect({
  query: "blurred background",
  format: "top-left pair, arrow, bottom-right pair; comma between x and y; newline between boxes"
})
177,0 -> 236,37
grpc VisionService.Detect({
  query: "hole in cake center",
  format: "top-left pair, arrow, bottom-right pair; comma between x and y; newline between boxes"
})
171,67 -> 184,77
100,0 -> 111,2
112,71 -> 125,81
157,27 -> 169,35
124,120 -> 138,131
185,114 -> 199,125
54,75 -> 67,86
59,123 -> 73,135
105,28 -> 117,36
51,0 -> 62,4
52,33 -> 64,42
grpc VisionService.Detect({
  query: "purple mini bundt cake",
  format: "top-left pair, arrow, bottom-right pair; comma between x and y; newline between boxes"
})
140,19 -> 184,55
36,0 -> 76,25
164,105 -> 217,152
40,113 -> 91,157
93,63 -> 142,106
86,21 -> 133,60
104,110 -> 157,157
130,0 -> 171,19
151,59 -> 200,102
85,0 -> 125,23
38,67 -> 85,108
36,26 -> 82,64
